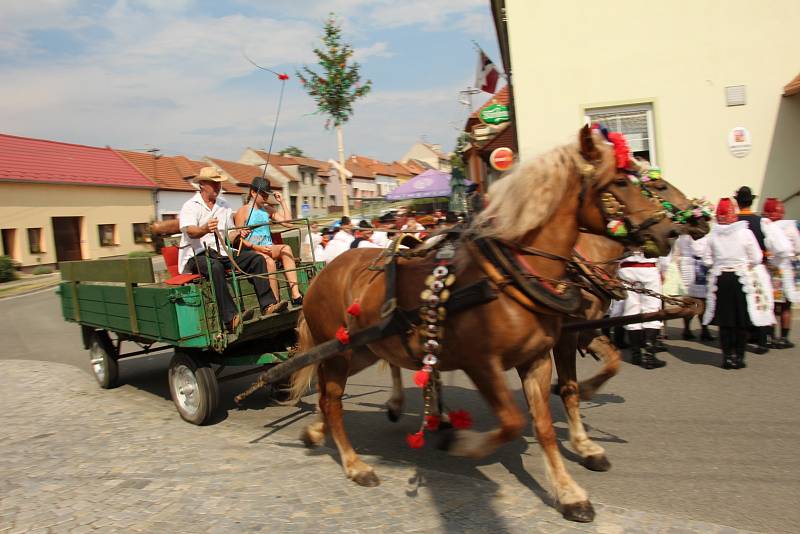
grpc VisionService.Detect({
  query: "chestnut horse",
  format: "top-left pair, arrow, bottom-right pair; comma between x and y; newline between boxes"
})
383,174 -> 711,473
286,127 -> 676,522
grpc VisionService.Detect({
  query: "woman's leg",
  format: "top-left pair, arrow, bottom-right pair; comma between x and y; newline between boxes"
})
259,253 -> 280,300
269,244 -> 302,299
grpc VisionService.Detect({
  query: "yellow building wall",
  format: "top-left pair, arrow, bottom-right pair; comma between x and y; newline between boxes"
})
0,183 -> 155,267
505,0 -> 800,217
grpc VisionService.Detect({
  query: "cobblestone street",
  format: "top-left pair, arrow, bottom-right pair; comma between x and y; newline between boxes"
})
1,359 -> 755,534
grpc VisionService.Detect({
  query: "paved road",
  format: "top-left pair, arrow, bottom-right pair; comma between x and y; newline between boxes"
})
2,289 -> 799,532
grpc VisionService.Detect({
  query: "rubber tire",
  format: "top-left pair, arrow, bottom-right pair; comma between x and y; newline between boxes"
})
168,351 -> 219,425
89,330 -> 119,389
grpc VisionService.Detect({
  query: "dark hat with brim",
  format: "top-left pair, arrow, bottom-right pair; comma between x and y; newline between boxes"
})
237,176 -> 278,204
734,186 -> 756,205
358,220 -> 373,229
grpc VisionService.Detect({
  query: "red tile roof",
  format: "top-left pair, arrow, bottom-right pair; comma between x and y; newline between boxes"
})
116,150 -> 203,191
251,150 -> 332,178
345,156 -> 375,179
204,157 -> 269,194
0,133 -> 155,189
470,85 -> 510,118
350,155 -> 400,177
481,122 -> 516,154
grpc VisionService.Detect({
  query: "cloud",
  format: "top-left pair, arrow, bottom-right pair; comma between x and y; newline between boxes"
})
353,42 -> 392,62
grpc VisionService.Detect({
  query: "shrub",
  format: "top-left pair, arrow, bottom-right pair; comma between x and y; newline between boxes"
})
128,250 -> 155,258
0,255 -> 17,283
32,266 -> 54,275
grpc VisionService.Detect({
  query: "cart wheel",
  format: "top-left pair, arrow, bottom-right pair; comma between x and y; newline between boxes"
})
89,330 -> 119,389
168,351 -> 219,425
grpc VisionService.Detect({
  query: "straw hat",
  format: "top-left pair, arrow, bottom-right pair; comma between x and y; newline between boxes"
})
192,167 -> 228,183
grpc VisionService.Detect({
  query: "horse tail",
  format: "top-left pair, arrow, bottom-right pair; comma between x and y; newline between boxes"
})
286,314 -> 319,404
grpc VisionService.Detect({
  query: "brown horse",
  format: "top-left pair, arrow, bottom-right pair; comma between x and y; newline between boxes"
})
383,175 -> 710,472
286,127 -> 677,522
552,173 -> 711,472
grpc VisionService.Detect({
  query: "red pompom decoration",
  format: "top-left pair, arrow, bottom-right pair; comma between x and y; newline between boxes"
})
607,132 -> 631,169
425,415 -> 441,431
413,370 -> 430,388
406,431 -> 425,449
335,326 -> 350,345
278,73 -> 289,80
448,410 -> 473,430
346,300 -> 362,317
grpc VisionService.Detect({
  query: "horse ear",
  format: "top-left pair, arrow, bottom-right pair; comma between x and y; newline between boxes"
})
579,124 -> 600,162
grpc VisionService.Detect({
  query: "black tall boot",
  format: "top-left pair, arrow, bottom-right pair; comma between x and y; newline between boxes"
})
628,329 -> 643,366
641,329 -> 667,369
734,329 -> 747,369
682,317 -> 696,340
613,326 -> 629,349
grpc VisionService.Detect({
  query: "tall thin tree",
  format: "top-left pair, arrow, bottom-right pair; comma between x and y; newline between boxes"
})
297,13 -> 372,216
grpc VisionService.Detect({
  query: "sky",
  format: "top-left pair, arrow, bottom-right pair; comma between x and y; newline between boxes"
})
0,0 -> 503,164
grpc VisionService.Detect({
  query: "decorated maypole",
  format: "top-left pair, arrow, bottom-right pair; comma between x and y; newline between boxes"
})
296,13 -> 372,217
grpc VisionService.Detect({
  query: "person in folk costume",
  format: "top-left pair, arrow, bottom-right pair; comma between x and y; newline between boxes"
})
703,198 -> 774,369
617,246 -> 670,369
734,186 -> 781,352
763,197 -> 799,348
670,233 -> 715,340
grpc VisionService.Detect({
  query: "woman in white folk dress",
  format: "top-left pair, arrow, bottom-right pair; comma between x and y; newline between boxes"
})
702,198 -> 772,369
763,198 -> 800,348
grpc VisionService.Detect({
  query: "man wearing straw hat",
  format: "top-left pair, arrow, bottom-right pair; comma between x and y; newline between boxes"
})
178,167 -> 287,332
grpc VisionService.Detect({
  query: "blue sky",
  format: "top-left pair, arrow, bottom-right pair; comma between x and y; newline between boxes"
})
0,0 -> 502,163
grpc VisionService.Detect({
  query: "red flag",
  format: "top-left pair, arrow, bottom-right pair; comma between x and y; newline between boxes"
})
475,49 -> 499,94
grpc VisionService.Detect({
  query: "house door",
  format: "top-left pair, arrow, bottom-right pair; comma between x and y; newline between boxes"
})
1,229 -> 17,259
52,217 -> 83,262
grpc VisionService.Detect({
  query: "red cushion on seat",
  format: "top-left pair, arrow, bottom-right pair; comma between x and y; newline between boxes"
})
164,273 -> 201,286
162,246 -> 180,277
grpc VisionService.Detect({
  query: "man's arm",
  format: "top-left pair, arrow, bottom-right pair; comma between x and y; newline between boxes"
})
180,201 -> 217,238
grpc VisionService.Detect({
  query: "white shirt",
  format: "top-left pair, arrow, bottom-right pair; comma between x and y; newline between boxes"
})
371,230 -> 389,248
703,221 -> 762,272
401,222 -> 425,239
775,220 -> 800,256
323,231 -> 355,263
178,192 -> 234,274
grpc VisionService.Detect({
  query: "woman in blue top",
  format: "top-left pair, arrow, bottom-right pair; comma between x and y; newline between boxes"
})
234,176 -> 303,306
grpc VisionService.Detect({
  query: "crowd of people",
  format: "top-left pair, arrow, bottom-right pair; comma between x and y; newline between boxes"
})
611,186 -> 799,370
176,168 -> 798,368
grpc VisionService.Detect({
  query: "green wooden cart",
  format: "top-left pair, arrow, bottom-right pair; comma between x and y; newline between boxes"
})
57,228 -> 320,425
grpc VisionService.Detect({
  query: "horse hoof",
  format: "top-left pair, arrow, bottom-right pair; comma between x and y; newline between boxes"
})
351,470 -> 380,487
386,407 -> 400,423
561,500 -> 595,523
582,454 -> 611,472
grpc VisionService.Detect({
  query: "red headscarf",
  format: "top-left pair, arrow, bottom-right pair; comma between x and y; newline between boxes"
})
715,198 -> 737,224
762,197 -> 785,221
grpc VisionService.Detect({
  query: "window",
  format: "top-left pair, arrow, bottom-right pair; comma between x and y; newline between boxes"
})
586,103 -> 657,164
132,223 -> 150,244
27,228 -> 43,254
98,224 -> 117,247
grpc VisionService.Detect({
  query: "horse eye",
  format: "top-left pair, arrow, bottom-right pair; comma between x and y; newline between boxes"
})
653,182 -> 667,190
613,178 -> 628,186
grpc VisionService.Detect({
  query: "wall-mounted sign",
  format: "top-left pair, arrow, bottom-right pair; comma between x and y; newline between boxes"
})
479,103 -> 510,125
728,126 -> 752,158
489,147 -> 514,171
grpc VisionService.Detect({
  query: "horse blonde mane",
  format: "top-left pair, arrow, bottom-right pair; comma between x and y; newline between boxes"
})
475,134 -> 615,242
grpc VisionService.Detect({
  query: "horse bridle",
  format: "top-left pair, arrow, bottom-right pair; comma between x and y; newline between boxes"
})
624,169 -> 712,228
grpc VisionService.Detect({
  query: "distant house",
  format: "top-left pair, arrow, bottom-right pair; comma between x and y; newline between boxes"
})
0,133 -> 156,268
203,157 -> 279,210
401,142 -> 453,172
462,85 -> 515,190
116,150 -> 204,221
238,149 -> 330,218
349,155 -> 400,197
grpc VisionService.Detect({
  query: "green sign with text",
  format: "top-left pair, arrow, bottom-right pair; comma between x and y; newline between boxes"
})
479,103 -> 510,125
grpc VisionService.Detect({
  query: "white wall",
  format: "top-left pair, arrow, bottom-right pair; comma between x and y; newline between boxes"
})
505,0 -> 800,217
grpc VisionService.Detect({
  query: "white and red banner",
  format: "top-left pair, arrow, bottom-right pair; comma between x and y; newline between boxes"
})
475,49 -> 500,94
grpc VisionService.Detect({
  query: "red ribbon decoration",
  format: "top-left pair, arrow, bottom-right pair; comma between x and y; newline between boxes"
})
448,410 -> 473,430
413,370 -> 430,388
335,326 -> 350,344
425,415 -> 441,431
406,431 -> 425,449
346,300 -> 362,317
278,73 -> 289,80
607,132 -> 631,169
